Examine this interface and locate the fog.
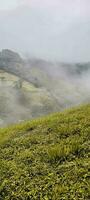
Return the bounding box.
[0,50,90,126]
[34,61,90,107]
[0,0,90,62]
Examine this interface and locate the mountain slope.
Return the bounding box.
[0,70,59,126]
[0,105,90,199]
[0,49,90,126]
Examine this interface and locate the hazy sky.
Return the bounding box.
[0,0,90,62]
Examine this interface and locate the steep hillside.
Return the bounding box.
[0,105,90,199]
[0,49,90,126]
[0,70,58,126]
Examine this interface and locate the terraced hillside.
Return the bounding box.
[0,105,90,199]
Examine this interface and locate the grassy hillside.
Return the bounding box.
[0,70,59,126]
[0,105,90,199]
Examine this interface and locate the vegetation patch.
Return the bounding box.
[0,104,90,199]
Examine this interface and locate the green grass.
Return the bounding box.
[0,104,90,199]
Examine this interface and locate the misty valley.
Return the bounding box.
[0,49,90,126]
[0,69,58,126]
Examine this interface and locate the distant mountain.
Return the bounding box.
[0,49,22,62]
[0,49,90,82]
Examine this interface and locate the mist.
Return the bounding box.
[0,48,90,127]
[0,0,90,62]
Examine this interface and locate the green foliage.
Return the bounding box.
[0,104,90,199]
[48,136,82,163]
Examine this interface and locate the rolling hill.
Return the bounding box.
[0,104,90,199]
